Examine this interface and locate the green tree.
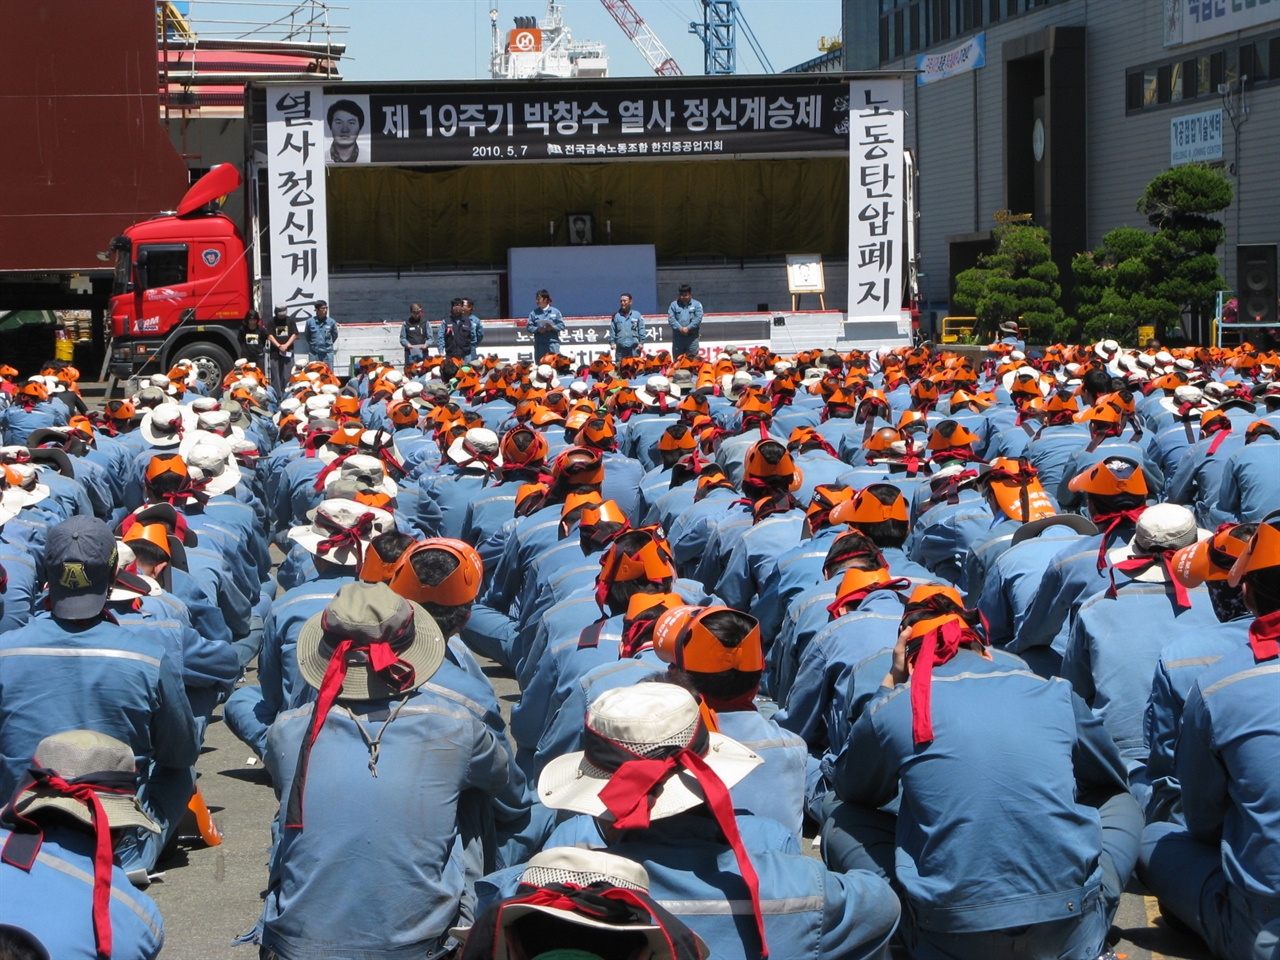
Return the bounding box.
[952,224,1069,343]
[1070,163,1232,344]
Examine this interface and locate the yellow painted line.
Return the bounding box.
[1144,895,1169,960]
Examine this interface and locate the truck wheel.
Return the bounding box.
[171,342,233,395]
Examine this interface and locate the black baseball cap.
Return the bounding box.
[46,516,117,619]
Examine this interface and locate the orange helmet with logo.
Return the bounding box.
[653,605,765,674]
[388,538,484,606]
[976,458,1056,522]
[1227,520,1280,587]
[804,484,854,536]
[1172,523,1253,587]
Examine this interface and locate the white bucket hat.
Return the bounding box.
[322,453,398,499]
[636,374,681,408]
[1107,503,1207,580]
[1,461,50,509]
[182,433,243,496]
[531,363,560,389]
[538,683,761,823]
[446,428,503,469]
[448,847,710,960]
[287,498,395,565]
[139,402,192,447]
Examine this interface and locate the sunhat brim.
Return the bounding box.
[295,596,446,699]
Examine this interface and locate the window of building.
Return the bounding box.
[880,0,1063,64]
[1125,28,1280,114]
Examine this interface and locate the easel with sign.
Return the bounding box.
[786,254,826,311]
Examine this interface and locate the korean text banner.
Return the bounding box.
[321,82,848,165]
[267,85,330,324]
[916,33,985,86]
[847,79,904,320]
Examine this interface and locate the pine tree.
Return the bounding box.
[952,225,1069,343]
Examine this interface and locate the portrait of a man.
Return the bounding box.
[325,97,367,164]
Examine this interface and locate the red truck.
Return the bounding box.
[108,163,253,391]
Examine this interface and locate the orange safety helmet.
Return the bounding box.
[122,522,172,557]
[551,447,605,486]
[976,458,1056,523]
[925,421,981,452]
[896,409,928,434]
[387,401,420,428]
[804,484,854,536]
[575,416,618,451]
[657,424,697,453]
[1227,520,1280,587]
[863,426,902,453]
[1066,457,1149,497]
[500,427,549,469]
[106,399,137,421]
[653,605,765,674]
[514,481,550,517]
[1172,524,1253,587]
[358,537,413,584]
[595,528,676,609]
[580,498,629,530]
[830,486,910,525]
[388,538,484,606]
[145,453,189,486]
[902,584,969,642]
[743,440,802,491]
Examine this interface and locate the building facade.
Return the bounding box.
[848,0,1279,337]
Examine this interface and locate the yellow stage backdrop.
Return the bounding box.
[326,158,849,266]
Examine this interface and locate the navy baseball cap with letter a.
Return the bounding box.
[46,516,117,619]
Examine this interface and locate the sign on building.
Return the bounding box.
[265,85,330,325]
[1170,108,1224,165]
[847,80,904,320]
[1164,0,1280,47]
[313,81,846,165]
[916,33,986,85]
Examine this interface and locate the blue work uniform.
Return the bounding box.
[827,649,1141,960]
[0,615,199,875]
[666,298,704,359]
[0,825,164,960]
[526,305,565,359]
[608,308,646,358]
[255,688,509,959]
[304,315,338,368]
[1144,616,1252,824]
[1062,574,1217,805]
[1139,644,1280,960]
[1216,435,1280,521]
[1164,431,1246,528]
[1024,422,1093,495]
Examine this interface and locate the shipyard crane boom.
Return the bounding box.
[598,0,683,76]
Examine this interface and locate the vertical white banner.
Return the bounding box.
[266,85,329,327]
[848,79,904,319]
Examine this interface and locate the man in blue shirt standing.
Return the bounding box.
[607,292,646,359]
[304,301,338,371]
[667,284,703,360]
[527,289,565,361]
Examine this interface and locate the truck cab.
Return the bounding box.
[109,163,251,391]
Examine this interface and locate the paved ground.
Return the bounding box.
[148,656,1214,960]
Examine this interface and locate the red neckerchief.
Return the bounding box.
[1106,549,1191,610]
[1203,419,1233,455]
[1248,609,1280,661]
[798,435,839,458]
[285,614,418,829]
[827,577,910,620]
[2,768,137,958]
[156,475,210,507]
[927,469,978,506]
[739,416,770,440]
[769,391,793,411]
[701,689,758,714]
[452,440,500,477]
[1089,507,1146,570]
[1085,424,1125,452]
[314,511,375,567]
[311,449,357,491]
[466,883,704,960]
[619,616,657,658]
[585,719,770,958]
[908,615,981,745]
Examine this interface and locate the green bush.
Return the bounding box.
[952,224,1071,343]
